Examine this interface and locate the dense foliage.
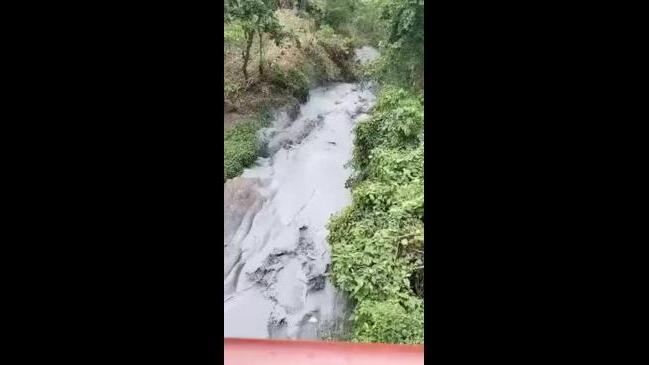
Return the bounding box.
[305,0,356,30]
[328,87,424,344]
[375,0,424,89]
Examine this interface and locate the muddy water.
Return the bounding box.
[354,46,380,64]
[224,49,379,340]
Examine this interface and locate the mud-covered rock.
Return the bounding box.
[224,177,265,277]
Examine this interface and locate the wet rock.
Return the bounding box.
[265,115,324,156]
[224,261,245,296]
[268,317,288,338]
[274,260,308,313]
[307,274,325,291]
[296,226,314,255]
[296,311,320,339]
[248,254,285,286]
[287,100,300,120]
[224,177,263,241]
[224,177,265,277]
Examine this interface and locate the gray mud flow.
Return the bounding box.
[224,78,378,340]
[354,46,380,64]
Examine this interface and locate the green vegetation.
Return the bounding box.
[308,0,424,90]
[224,3,361,182]
[328,88,424,344]
[353,298,424,344]
[348,2,386,47]
[227,0,284,81]
[304,0,356,30]
[224,109,273,181]
[315,25,356,80]
[267,66,310,101]
[370,0,424,89]
[224,8,358,103]
[224,0,425,346]
[306,0,426,344]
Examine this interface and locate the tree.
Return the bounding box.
[375,0,424,89]
[229,0,283,81]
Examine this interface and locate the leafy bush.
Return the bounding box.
[315,25,356,80]
[224,21,246,45]
[223,110,272,181]
[327,87,424,344]
[350,87,423,182]
[353,298,424,344]
[268,65,310,101]
[306,0,356,30]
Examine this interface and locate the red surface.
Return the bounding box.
[224,338,424,365]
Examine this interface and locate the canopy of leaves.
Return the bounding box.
[228,0,284,42]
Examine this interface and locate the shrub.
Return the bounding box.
[327,87,424,344]
[352,298,424,344]
[223,110,272,181]
[268,65,310,101]
[315,25,356,80]
[306,0,356,31]
[350,87,423,182]
[224,21,246,45]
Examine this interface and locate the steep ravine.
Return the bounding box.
[224,48,379,340]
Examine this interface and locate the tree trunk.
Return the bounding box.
[258,31,264,76]
[242,30,254,81]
